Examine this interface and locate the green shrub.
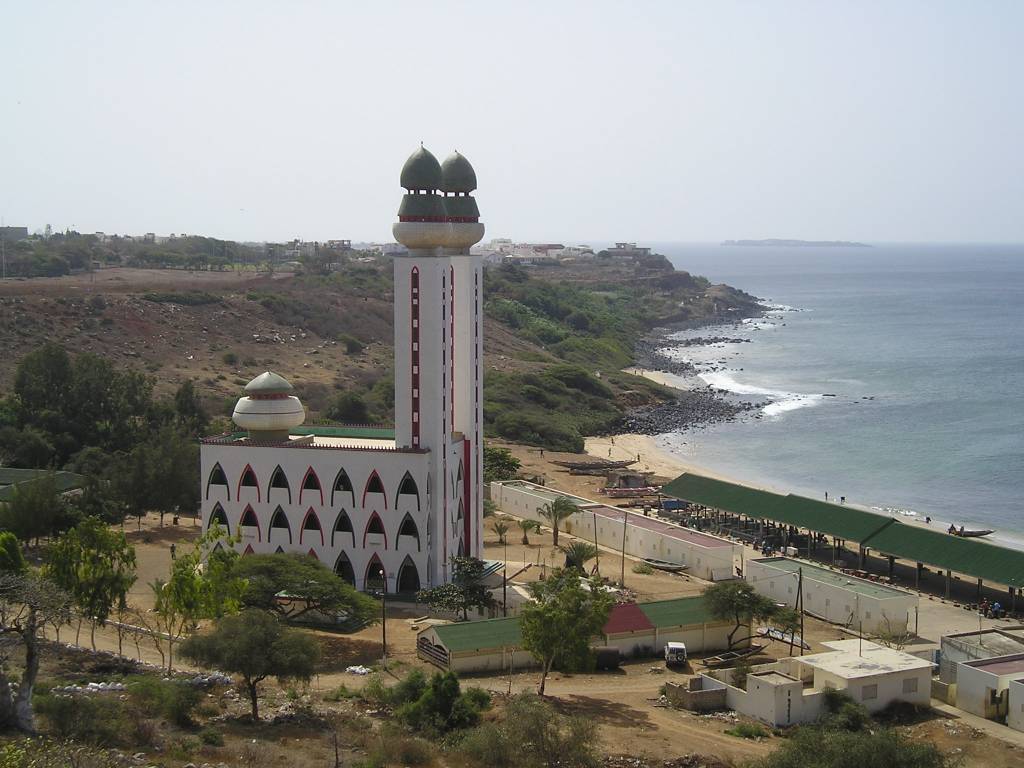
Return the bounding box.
[142,291,221,305]
[725,722,770,740]
[35,693,127,746]
[199,727,225,746]
[632,562,655,575]
[222,351,238,365]
[127,677,201,727]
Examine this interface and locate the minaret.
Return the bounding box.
[392,146,456,584]
[441,151,485,557]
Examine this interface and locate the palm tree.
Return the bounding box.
[560,541,598,572]
[492,519,510,545]
[518,519,540,545]
[538,497,576,547]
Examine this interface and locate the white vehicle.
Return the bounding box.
[664,641,688,667]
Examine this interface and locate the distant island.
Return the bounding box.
[722,239,871,248]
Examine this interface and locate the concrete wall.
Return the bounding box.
[601,621,735,657]
[813,667,931,713]
[745,558,917,634]
[955,662,1016,719]
[491,481,736,581]
[665,677,728,712]
[1008,679,1024,733]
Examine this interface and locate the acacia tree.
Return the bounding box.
[46,517,136,649]
[538,497,576,547]
[418,556,496,621]
[180,609,319,720]
[520,568,614,695]
[482,445,521,483]
[703,581,780,650]
[0,572,72,732]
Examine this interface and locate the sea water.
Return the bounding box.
[650,243,1024,545]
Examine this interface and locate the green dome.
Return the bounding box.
[398,193,447,220]
[440,151,477,193]
[244,371,294,395]
[400,145,442,190]
[443,195,480,219]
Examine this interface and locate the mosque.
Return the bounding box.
[199,146,485,593]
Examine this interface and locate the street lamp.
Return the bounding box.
[503,536,508,617]
[379,568,387,667]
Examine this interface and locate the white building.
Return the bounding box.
[200,147,486,592]
[938,627,1024,684]
[955,653,1024,720]
[745,557,918,634]
[490,480,737,581]
[1008,677,1024,732]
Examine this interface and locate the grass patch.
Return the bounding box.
[725,722,771,740]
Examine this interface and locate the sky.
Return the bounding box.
[2,1,1022,244]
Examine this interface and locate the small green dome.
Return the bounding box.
[400,145,442,190]
[440,151,477,193]
[245,371,294,395]
[444,195,480,219]
[398,193,447,220]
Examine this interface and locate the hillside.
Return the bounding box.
[0,250,762,451]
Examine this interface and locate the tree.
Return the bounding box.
[483,445,521,483]
[327,392,370,423]
[0,472,62,544]
[173,379,208,434]
[750,722,953,768]
[519,568,614,695]
[231,553,378,625]
[0,533,25,574]
[492,519,509,544]
[45,517,136,648]
[180,609,319,720]
[703,581,779,650]
[560,541,598,572]
[517,519,539,545]
[418,556,496,621]
[0,572,72,732]
[538,496,576,547]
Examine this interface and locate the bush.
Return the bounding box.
[199,727,225,747]
[35,693,127,746]
[725,722,771,739]
[632,562,655,575]
[339,334,364,354]
[394,671,490,734]
[222,352,238,366]
[128,677,202,727]
[363,725,435,767]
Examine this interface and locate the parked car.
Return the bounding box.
[664,641,687,667]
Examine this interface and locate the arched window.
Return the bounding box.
[275,545,285,554]
[239,505,260,540]
[209,503,230,534]
[269,506,291,544]
[237,464,260,502]
[396,513,420,551]
[307,548,319,560]
[334,552,356,585]
[332,510,354,548]
[397,556,420,593]
[364,555,385,592]
[363,512,387,548]
[332,468,355,507]
[243,544,254,555]
[269,465,291,504]
[300,508,324,546]
[457,538,466,557]
[396,472,420,510]
[300,467,323,505]
[206,463,229,500]
[362,470,387,508]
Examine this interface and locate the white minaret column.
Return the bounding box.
[441,151,485,558]
[393,146,453,585]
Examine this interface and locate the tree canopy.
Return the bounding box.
[703,581,780,649]
[539,496,576,546]
[482,445,521,483]
[180,609,319,720]
[519,568,614,695]
[417,556,496,621]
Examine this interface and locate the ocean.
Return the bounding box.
[649,243,1024,546]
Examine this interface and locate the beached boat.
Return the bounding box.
[702,643,766,667]
[642,558,688,573]
[601,486,662,497]
[551,459,636,471]
[951,528,995,538]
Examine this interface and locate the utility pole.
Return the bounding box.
[798,567,804,657]
[620,510,628,587]
[592,510,601,574]
[503,537,508,617]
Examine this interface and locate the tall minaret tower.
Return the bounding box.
[441,152,485,557]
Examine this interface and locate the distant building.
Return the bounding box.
[325,239,352,251]
[604,242,651,259]
[0,227,29,242]
[381,242,408,256]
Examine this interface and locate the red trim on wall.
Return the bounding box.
[307,548,319,560]
[362,512,388,549]
[411,267,420,448]
[362,470,388,508]
[299,466,324,506]
[450,264,455,434]
[243,544,254,555]
[299,508,325,546]
[237,463,261,502]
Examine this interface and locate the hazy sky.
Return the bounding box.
[3,1,1022,243]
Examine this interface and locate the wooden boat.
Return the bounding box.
[601,486,662,497]
[551,459,636,471]
[642,558,688,573]
[951,528,995,538]
[702,643,766,668]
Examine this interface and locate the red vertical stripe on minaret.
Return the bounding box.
[463,438,472,550]
[411,267,420,448]
[450,264,455,434]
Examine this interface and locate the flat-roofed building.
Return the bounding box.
[955,653,1024,720]
[1008,677,1024,732]
[938,627,1024,683]
[745,556,918,634]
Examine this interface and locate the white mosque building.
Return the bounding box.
[200,146,485,593]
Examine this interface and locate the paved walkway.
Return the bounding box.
[932,701,1024,749]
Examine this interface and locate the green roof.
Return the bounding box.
[660,474,893,543]
[443,195,480,219]
[432,617,522,653]
[637,595,717,629]
[753,557,910,599]
[400,146,442,190]
[398,193,446,219]
[291,425,395,439]
[0,469,85,502]
[865,522,1024,589]
[244,371,293,394]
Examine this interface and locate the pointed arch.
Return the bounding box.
[239,505,261,541]
[268,465,291,504]
[206,463,229,500]
[457,538,466,557]
[457,459,464,484]
[362,470,387,508]
[307,548,319,560]
[396,513,421,551]
[332,509,354,548]
[269,506,291,544]
[396,472,420,510]
[243,544,255,555]
[363,511,387,548]
[397,556,420,593]
[334,552,356,585]
[300,508,324,546]
[457,499,465,521]
[364,554,385,592]
[237,463,260,502]
[275,545,285,554]
[209,503,230,533]
[299,466,323,505]
[332,468,355,507]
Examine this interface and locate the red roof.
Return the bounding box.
[603,602,656,635]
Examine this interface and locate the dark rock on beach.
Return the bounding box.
[620,388,762,435]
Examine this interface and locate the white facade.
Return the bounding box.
[490,480,737,581]
[199,147,485,591]
[745,557,918,635]
[955,653,1024,719]
[1008,678,1024,733]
